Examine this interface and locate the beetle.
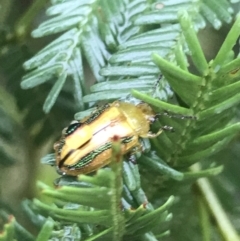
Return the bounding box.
[54,101,170,176]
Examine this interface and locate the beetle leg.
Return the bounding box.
[56,166,66,175]
[127,142,143,164]
[128,154,137,164]
[141,125,174,138]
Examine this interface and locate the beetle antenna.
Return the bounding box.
[151,74,163,98]
[155,111,196,120]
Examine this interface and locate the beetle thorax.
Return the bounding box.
[115,102,153,137]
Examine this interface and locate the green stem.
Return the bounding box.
[192,163,240,241]
[14,0,48,40]
[0,0,13,24]
[197,194,211,241]
[110,140,125,241]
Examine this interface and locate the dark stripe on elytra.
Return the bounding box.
[65,122,81,136]
[84,104,110,125]
[121,136,133,144]
[58,149,75,168]
[59,111,119,166]
[61,104,110,140]
[68,142,112,169]
[59,138,91,166]
[67,136,134,170]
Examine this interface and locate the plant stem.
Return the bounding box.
[0,0,13,24]
[110,140,125,241]
[197,194,211,241]
[14,0,48,40]
[192,163,240,241]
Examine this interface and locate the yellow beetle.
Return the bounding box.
[54,101,167,176]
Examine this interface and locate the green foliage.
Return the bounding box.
[32,176,173,241]
[24,143,174,241]
[0,210,34,241]
[0,87,22,166]
[0,215,15,241]
[22,0,236,111]
[1,0,240,241]
[134,12,240,170]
